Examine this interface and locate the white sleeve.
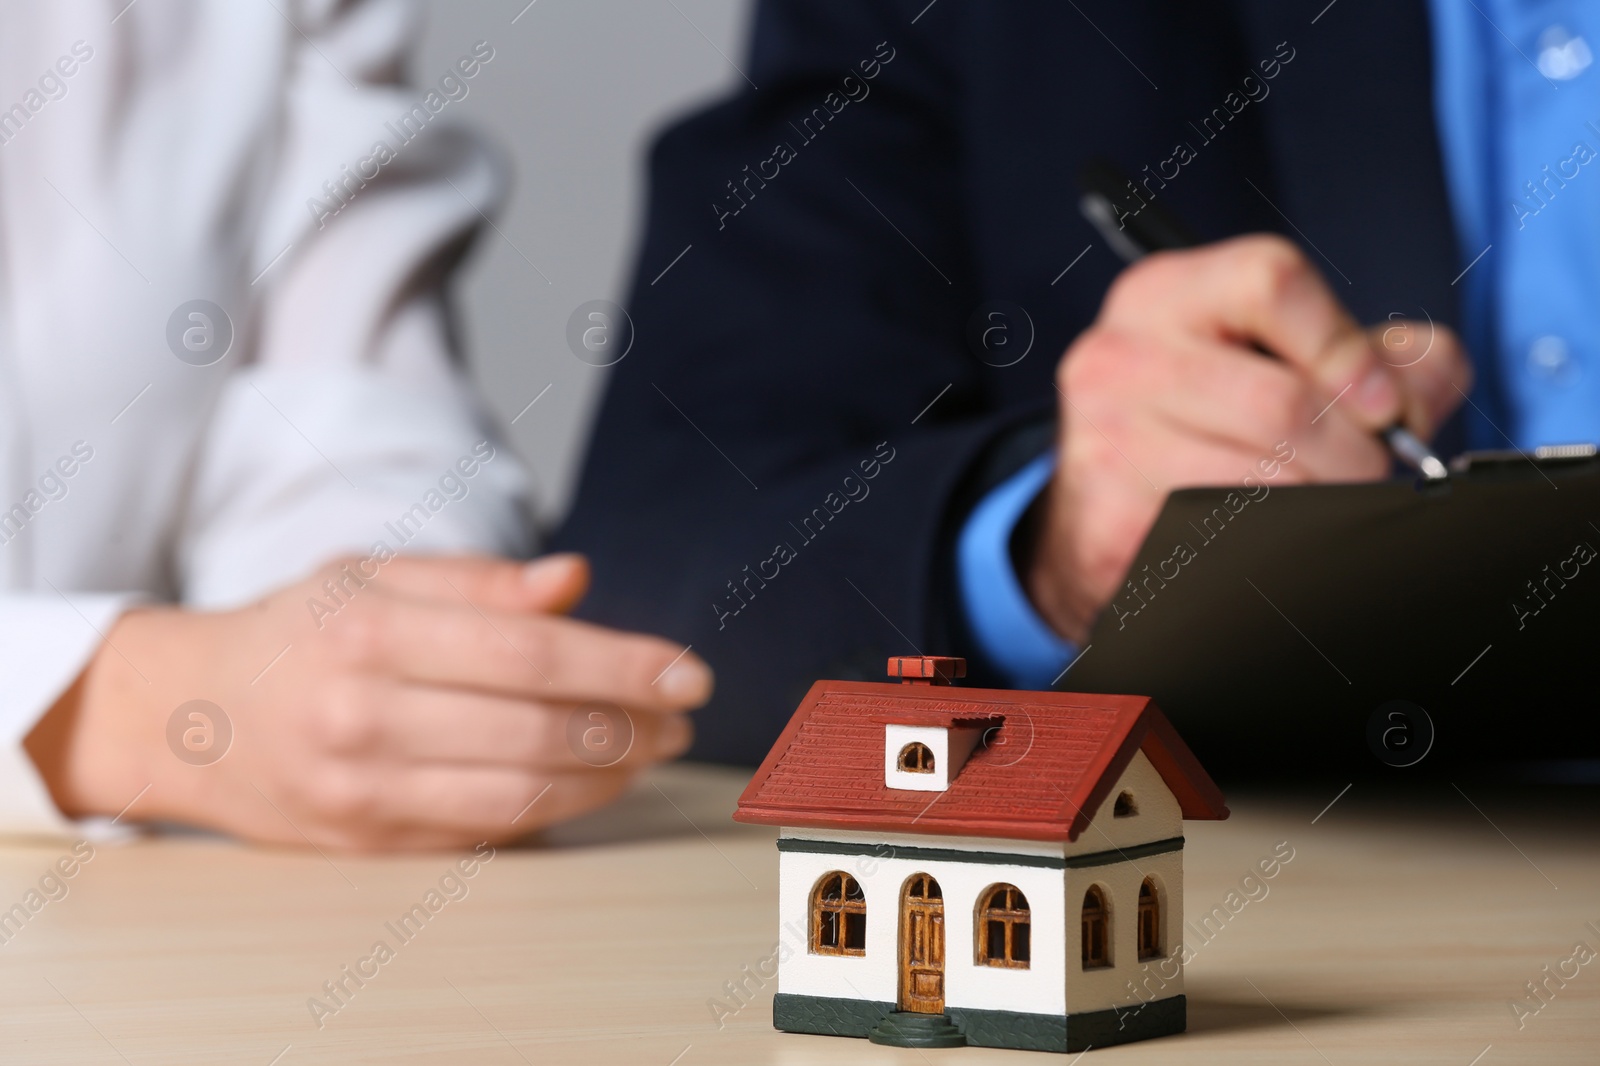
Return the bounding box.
[0,0,536,835]
[0,594,139,837]
[176,0,535,608]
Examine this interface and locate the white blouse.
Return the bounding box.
[0,0,534,834]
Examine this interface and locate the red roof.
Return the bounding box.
[734,679,1228,842]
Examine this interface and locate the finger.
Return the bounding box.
[337,600,713,711]
[1068,418,1313,504]
[519,554,590,613]
[1066,333,1383,484]
[1104,235,1402,428]
[1097,332,1315,450]
[356,554,591,615]
[396,766,637,836]
[321,758,640,845]
[1368,320,1473,439]
[319,681,693,770]
[1142,352,1389,482]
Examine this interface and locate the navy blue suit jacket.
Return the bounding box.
[553,0,1461,766]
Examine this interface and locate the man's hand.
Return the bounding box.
[1029,234,1472,643]
[24,554,712,851]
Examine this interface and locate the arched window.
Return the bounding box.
[1114,791,1137,817]
[811,872,866,956]
[898,742,935,773]
[1081,886,1110,969]
[976,884,1030,968]
[1138,878,1162,960]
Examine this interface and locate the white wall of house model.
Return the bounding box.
[776,750,1185,1018]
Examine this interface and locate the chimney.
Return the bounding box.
[887,656,967,686]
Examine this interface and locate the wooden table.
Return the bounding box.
[0,764,1594,1063]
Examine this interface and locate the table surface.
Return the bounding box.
[0,764,1594,1064]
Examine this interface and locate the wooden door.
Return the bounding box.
[898,874,945,1013]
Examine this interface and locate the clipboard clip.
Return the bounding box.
[1448,442,1599,475]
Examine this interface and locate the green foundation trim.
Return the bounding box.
[773,992,1186,1052]
[775,835,1184,870]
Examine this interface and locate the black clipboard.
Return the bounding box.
[1065,449,1600,774]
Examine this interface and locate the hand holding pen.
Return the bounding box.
[1018,170,1472,644]
[1080,162,1453,481]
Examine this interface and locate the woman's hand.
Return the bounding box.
[25,554,711,851]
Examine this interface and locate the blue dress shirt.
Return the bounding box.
[960,0,1600,687]
[1430,0,1600,448]
[956,452,1073,688]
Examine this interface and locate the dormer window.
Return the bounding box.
[898,742,935,773]
[883,722,988,792]
[1114,791,1137,817]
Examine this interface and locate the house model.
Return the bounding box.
[733,655,1229,1053]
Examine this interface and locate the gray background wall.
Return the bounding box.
[415,0,750,528]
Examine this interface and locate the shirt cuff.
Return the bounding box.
[956,453,1075,689]
[0,593,141,838]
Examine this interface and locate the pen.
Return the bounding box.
[1077,160,1450,482]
